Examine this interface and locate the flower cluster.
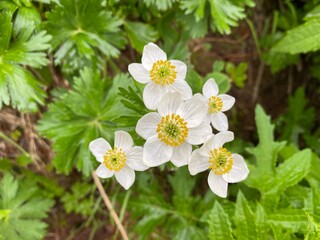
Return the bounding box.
[89,43,249,197]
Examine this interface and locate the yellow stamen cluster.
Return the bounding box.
[208,96,223,113]
[150,60,177,86]
[156,113,188,147]
[208,147,233,175]
[103,147,126,172]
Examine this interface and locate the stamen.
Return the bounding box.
[156,113,188,147]
[208,147,233,175]
[208,96,223,113]
[103,147,126,171]
[150,60,177,86]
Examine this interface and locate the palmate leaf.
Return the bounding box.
[0,174,54,240]
[46,0,125,72]
[38,69,137,176]
[0,10,50,111]
[179,0,255,34]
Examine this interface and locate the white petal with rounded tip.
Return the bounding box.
[114,131,133,151]
[128,63,151,84]
[158,92,183,117]
[169,80,193,100]
[177,94,207,128]
[211,112,229,131]
[170,142,192,167]
[220,94,235,112]
[142,43,167,70]
[95,164,114,178]
[223,154,249,183]
[89,138,111,162]
[143,82,166,110]
[208,171,228,198]
[169,60,187,80]
[143,136,173,167]
[203,78,219,98]
[214,131,234,148]
[115,166,135,190]
[189,149,210,175]
[186,121,212,145]
[136,112,160,140]
[126,146,149,171]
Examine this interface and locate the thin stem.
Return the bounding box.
[91,171,129,240]
[113,190,131,240]
[246,18,261,56]
[0,131,30,157]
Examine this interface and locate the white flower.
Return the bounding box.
[188,131,249,198]
[128,42,192,110]
[200,78,235,131]
[136,92,212,167]
[89,131,149,190]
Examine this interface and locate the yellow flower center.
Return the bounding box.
[156,113,188,147]
[150,60,177,86]
[103,147,126,172]
[208,96,223,113]
[209,147,233,175]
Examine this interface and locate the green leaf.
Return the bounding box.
[0,10,49,111]
[208,201,233,240]
[174,226,207,240]
[225,62,248,88]
[0,174,54,240]
[180,0,255,34]
[61,181,95,216]
[143,0,177,11]
[125,21,158,53]
[46,0,125,72]
[38,69,137,176]
[268,209,307,233]
[273,19,320,54]
[246,105,286,192]
[234,192,258,240]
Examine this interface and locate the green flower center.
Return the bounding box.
[156,113,188,147]
[150,60,177,86]
[103,147,126,171]
[208,96,223,113]
[209,147,233,175]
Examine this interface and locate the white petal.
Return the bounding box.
[114,131,133,151]
[220,94,235,112]
[170,142,192,167]
[143,82,166,110]
[177,94,207,128]
[142,43,167,70]
[126,146,149,171]
[211,112,229,131]
[143,136,173,167]
[136,112,160,140]
[186,121,212,145]
[214,131,234,148]
[188,149,210,175]
[115,166,135,190]
[223,154,249,183]
[95,164,114,178]
[128,63,151,84]
[169,80,193,100]
[208,171,228,198]
[198,132,234,156]
[89,138,111,162]
[158,92,183,117]
[169,60,187,80]
[203,78,219,98]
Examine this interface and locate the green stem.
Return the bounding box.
[0,131,30,157]
[113,190,131,240]
[246,18,261,56]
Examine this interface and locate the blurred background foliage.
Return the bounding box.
[0,0,320,239]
